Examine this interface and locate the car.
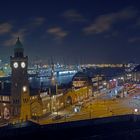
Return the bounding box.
[64,114,71,118]
[52,115,63,120]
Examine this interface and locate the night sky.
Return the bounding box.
[0,0,140,64]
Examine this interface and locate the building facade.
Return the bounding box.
[10,38,31,121]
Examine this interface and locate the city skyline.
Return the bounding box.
[0,0,140,64]
[1,1,140,139]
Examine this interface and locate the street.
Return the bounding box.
[39,88,140,125]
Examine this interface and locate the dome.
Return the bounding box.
[14,37,24,57]
[72,72,89,81]
[72,72,91,88]
[15,37,23,49]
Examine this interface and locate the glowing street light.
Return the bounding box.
[134,108,138,113]
[113,79,116,81]
[120,77,124,80]
[103,82,107,85]
[22,86,27,92]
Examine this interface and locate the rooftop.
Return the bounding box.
[14,37,23,49]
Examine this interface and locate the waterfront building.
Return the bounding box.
[91,75,106,91]
[0,39,93,123]
[0,39,43,122]
[72,72,91,88]
[131,65,140,83]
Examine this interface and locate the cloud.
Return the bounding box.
[84,16,112,34]
[0,23,12,35]
[20,17,45,33]
[135,18,140,27]
[3,28,27,46]
[83,7,138,34]
[104,31,119,38]
[62,10,86,22]
[31,17,45,26]
[116,7,138,19]
[47,27,68,40]
[128,37,140,43]
[1,17,45,47]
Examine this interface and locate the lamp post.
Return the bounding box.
[97,75,100,94]
[55,81,58,95]
[57,102,59,116]
[89,101,92,119]
[49,88,52,113]
[134,108,138,122]
[0,95,2,121]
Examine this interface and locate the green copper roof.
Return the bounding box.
[15,37,23,48]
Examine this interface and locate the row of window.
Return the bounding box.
[23,98,29,103]
[0,96,10,101]
[13,98,29,104]
[13,99,19,104]
[0,96,38,102]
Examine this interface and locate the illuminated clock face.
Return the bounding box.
[13,62,18,68]
[23,86,27,92]
[21,62,26,68]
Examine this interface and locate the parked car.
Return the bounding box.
[52,115,63,120]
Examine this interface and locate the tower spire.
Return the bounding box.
[14,37,24,57]
[17,36,19,41]
[15,37,23,47]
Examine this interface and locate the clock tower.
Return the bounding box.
[10,38,31,121]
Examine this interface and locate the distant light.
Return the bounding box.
[4,67,7,70]
[134,108,138,113]
[74,107,78,113]
[51,77,55,81]
[74,106,80,113]
[29,77,32,80]
[103,82,107,85]
[23,86,27,92]
[115,89,118,94]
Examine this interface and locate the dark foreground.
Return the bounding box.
[1,114,140,140]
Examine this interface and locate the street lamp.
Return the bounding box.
[49,88,52,113]
[134,108,138,122]
[89,102,92,119]
[103,82,107,86]
[134,108,138,114]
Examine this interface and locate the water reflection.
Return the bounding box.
[29,75,73,88]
